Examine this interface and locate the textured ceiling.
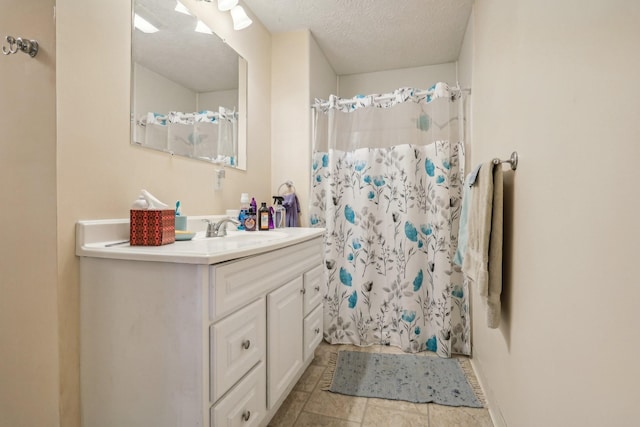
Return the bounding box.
[243,0,473,75]
[134,0,239,93]
[133,0,473,92]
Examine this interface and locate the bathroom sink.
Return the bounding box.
[194,230,288,243]
[76,218,325,264]
[221,230,288,242]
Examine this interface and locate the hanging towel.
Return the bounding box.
[461,161,503,329]
[283,193,300,227]
[467,163,482,186]
[453,173,473,266]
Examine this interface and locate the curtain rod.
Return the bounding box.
[311,86,471,110]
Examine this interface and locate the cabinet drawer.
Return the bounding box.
[211,361,266,427]
[303,304,323,362]
[210,238,323,321]
[211,299,266,403]
[303,264,323,316]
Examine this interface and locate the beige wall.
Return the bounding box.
[198,88,239,112]
[456,12,473,173]
[56,0,272,424]
[271,31,311,225]
[0,1,59,426]
[133,63,197,116]
[309,35,337,103]
[470,1,640,426]
[338,62,457,98]
[270,31,337,226]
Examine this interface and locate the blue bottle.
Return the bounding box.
[237,209,246,230]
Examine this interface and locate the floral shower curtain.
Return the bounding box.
[310,83,470,357]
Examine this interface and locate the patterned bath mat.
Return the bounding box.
[321,350,484,408]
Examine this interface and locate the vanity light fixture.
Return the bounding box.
[195,19,214,34]
[230,5,252,30]
[217,0,238,11]
[174,0,192,15]
[134,13,159,33]
[197,0,252,30]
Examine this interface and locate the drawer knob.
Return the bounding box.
[300,288,306,294]
[241,410,251,421]
[241,339,251,350]
[314,327,320,334]
[314,285,320,292]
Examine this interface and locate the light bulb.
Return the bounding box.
[217,0,238,11]
[230,5,252,30]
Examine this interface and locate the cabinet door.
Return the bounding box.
[303,264,323,316]
[267,276,303,409]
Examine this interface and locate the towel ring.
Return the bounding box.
[278,180,296,195]
[493,151,518,170]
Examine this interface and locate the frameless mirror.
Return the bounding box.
[131,0,247,170]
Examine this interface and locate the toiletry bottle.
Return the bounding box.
[268,206,274,229]
[238,210,246,231]
[238,193,250,230]
[258,202,270,231]
[250,197,257,214]
[273,196,286,228]
[244,208,256,231]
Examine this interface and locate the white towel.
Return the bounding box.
[461,161,503,329]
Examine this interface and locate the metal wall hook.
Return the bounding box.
[2,35,38,57]
[2,36,18,55]
[17,38,38,57]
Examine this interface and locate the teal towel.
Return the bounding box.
[454,173,473,266]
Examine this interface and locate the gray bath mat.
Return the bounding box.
[322,350,484,408]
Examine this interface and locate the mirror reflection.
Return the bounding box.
[131,0,247,169]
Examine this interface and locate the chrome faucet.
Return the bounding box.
[203,218,240,237]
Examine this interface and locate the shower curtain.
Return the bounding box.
[310,83,470,357]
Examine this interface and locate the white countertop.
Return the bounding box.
[76,217,325,265]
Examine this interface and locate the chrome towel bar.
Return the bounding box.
[493,151,518,170]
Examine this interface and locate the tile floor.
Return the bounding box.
[268,341,494,427]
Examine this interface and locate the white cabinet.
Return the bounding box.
[303,264,323,316]
[303,304,324,361]
[301,264,324,362]
[79,234,323,427]
[211,362,267,427]
[267,277,304,408]
[210,298,266,402]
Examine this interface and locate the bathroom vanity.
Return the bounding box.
[76,219,324,427]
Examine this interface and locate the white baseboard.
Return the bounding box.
[470,358,507,427]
